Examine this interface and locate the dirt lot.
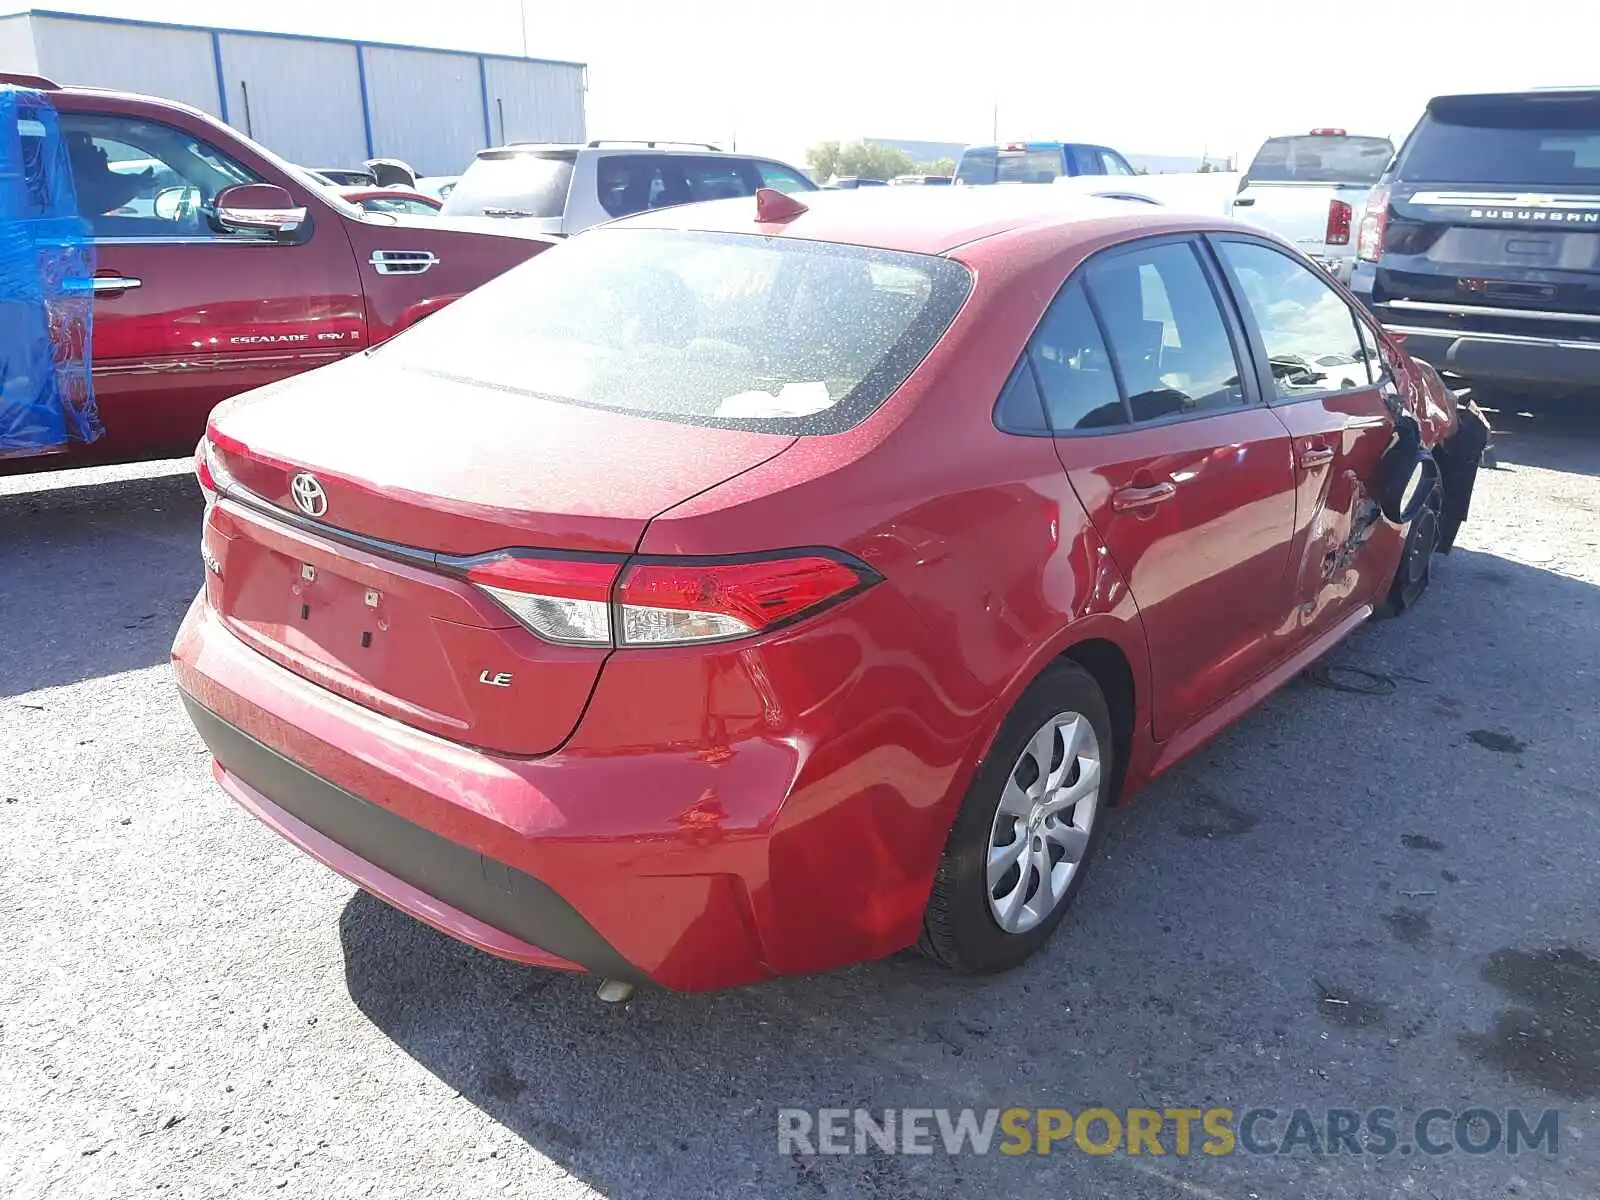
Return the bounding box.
[3,405,1597,1199]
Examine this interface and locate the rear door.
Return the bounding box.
[1039,237,1298,738]
[55,104,363,459]
[1370,92,1600,334]
[1211,236,1397,648]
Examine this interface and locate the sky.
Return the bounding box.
[5,0,1597,168]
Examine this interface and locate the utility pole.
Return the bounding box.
[992,101,999,142]
[518,0,529,57]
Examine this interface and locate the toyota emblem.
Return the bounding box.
[290,472,327,518]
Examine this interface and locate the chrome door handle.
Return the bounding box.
[1298,446,1335,470]
[91,276,142,292]
[1111,481,1177,511]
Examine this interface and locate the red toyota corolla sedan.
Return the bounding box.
[172,187,1486,991]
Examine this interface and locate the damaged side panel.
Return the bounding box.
[0,85,98,459]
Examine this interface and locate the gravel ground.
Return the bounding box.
[2,404,1598,1199]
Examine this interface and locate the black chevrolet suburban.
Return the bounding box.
[1350,89,1600,402]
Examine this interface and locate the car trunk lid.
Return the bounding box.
[203,358,794,755]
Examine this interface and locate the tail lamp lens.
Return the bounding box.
[466,556,619,645]
[617,556,870,646]
[466,552,875,648]
[1357,186,1390,262]
[1326,199,1353,246]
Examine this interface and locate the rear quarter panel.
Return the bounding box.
[616,220,1172,969]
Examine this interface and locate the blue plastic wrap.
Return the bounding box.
[0,85,98,456]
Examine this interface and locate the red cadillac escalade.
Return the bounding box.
[0,74,552,474]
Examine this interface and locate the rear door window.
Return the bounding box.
[594,154,685,217]
[681,157,756,202]
[1083,241,1247,422]
[1245,135,1394,185]
[1215,240,1373,398]
[1027,280,1126,431]
[1400,93,1600,186]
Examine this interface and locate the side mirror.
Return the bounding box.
[153,185,202,221]
[1377,415,1439,524]
[212,182,307,236]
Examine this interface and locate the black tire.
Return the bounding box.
[1381,481,1443,616]
[918,660,1114,974]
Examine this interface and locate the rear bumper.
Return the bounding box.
[172,588,961,990]
[182,697,636,981]
[1378,324,1600,390]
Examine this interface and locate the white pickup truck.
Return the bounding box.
[1230,130,1394,282]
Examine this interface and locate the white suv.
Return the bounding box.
[440,140,817,236]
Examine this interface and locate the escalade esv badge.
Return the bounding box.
[290,473,328,518]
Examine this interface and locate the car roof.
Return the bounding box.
[1428,86,1600,104]
[486,142,777,159]
[607,185,1252,256]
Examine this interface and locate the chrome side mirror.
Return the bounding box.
[212,183,307,236]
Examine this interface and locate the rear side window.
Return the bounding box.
[1067,146,1102,176]
[1400,93,1600,186]
[441,149,575,218]
[755,161,815,193]
[1027,281,1125,430]
[680,157,753,202]
[1215,240,1372,398]
[595,154,680,217]
[1245,135,1394,185]
[380,228,972,435]
[1083,242,1245,422]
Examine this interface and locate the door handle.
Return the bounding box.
[1298,445,1335,470]
[91,276,142,293]
[1232,197,1256,207]
[1111,481,1177,511]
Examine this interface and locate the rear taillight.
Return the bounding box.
[1326,199,1353,246]
[466,555,620,646]
[1357,185,1390,262]
[194,437,229,506]
[464,552,877,648]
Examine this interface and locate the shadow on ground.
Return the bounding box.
[0,467,201,697]
[339,547,1600,1199]
[1481,398,1600,476]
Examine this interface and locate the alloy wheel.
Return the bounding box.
[986,711,1102,934]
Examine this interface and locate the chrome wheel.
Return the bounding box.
[986,711,1102,934]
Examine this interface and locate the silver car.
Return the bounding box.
[439,139,817,236]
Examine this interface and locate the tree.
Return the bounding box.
[917,157,957,177]
[805,140,916,183]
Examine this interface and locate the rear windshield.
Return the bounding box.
[1245,135,1394,184]
[379,228,972,435]
[441,150,575,218]
[1400,94,1600,186]
[956,146,1064,185]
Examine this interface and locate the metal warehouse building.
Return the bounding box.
[0,8,587,176]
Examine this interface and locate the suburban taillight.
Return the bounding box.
[617,555,875,646]
[1357,185,1390,262]
[463,552,878,648]
[467,556,620,646]
[1326,199,1353,246]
